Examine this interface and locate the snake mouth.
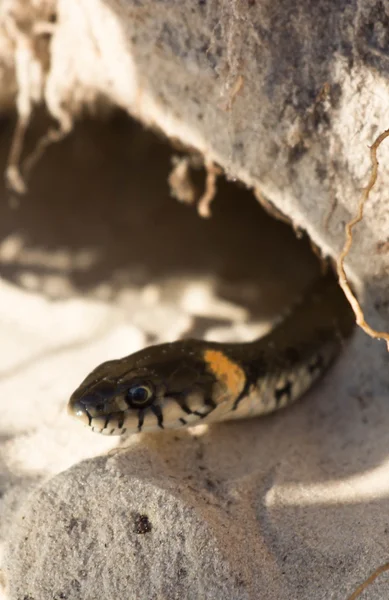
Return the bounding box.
[68,396,167,435]
[68,399,128,435]
[68,393,213,435]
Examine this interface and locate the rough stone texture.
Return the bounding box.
[0,1,388,307]
[7,452,281,600]
[0,0,388,599]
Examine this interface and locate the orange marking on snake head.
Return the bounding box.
[203,349,245,398]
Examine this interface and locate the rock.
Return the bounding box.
[0,1,389,310]
[5,443,284,600]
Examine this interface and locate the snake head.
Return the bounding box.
[68,340,218,435]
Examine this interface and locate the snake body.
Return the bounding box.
[68,273,354,435]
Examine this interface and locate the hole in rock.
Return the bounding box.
[0,111,348,344]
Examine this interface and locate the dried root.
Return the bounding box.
[336,128,389,351]
[197,159,221,218]
[4,6,72,195]
[168,156,196,205]
[347,560,389,599]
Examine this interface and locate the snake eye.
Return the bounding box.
[126,384,154,408]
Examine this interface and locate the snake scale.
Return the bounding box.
[68,273,354,435]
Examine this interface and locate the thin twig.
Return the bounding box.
[336,128,389,350]
[347,561,389,600]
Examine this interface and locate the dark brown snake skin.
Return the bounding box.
[68,273,354,435]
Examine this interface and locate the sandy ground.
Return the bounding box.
[0,115,388,599]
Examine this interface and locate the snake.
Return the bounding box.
[68,272,354,435]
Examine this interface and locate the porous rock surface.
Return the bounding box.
[0,1,389,599]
